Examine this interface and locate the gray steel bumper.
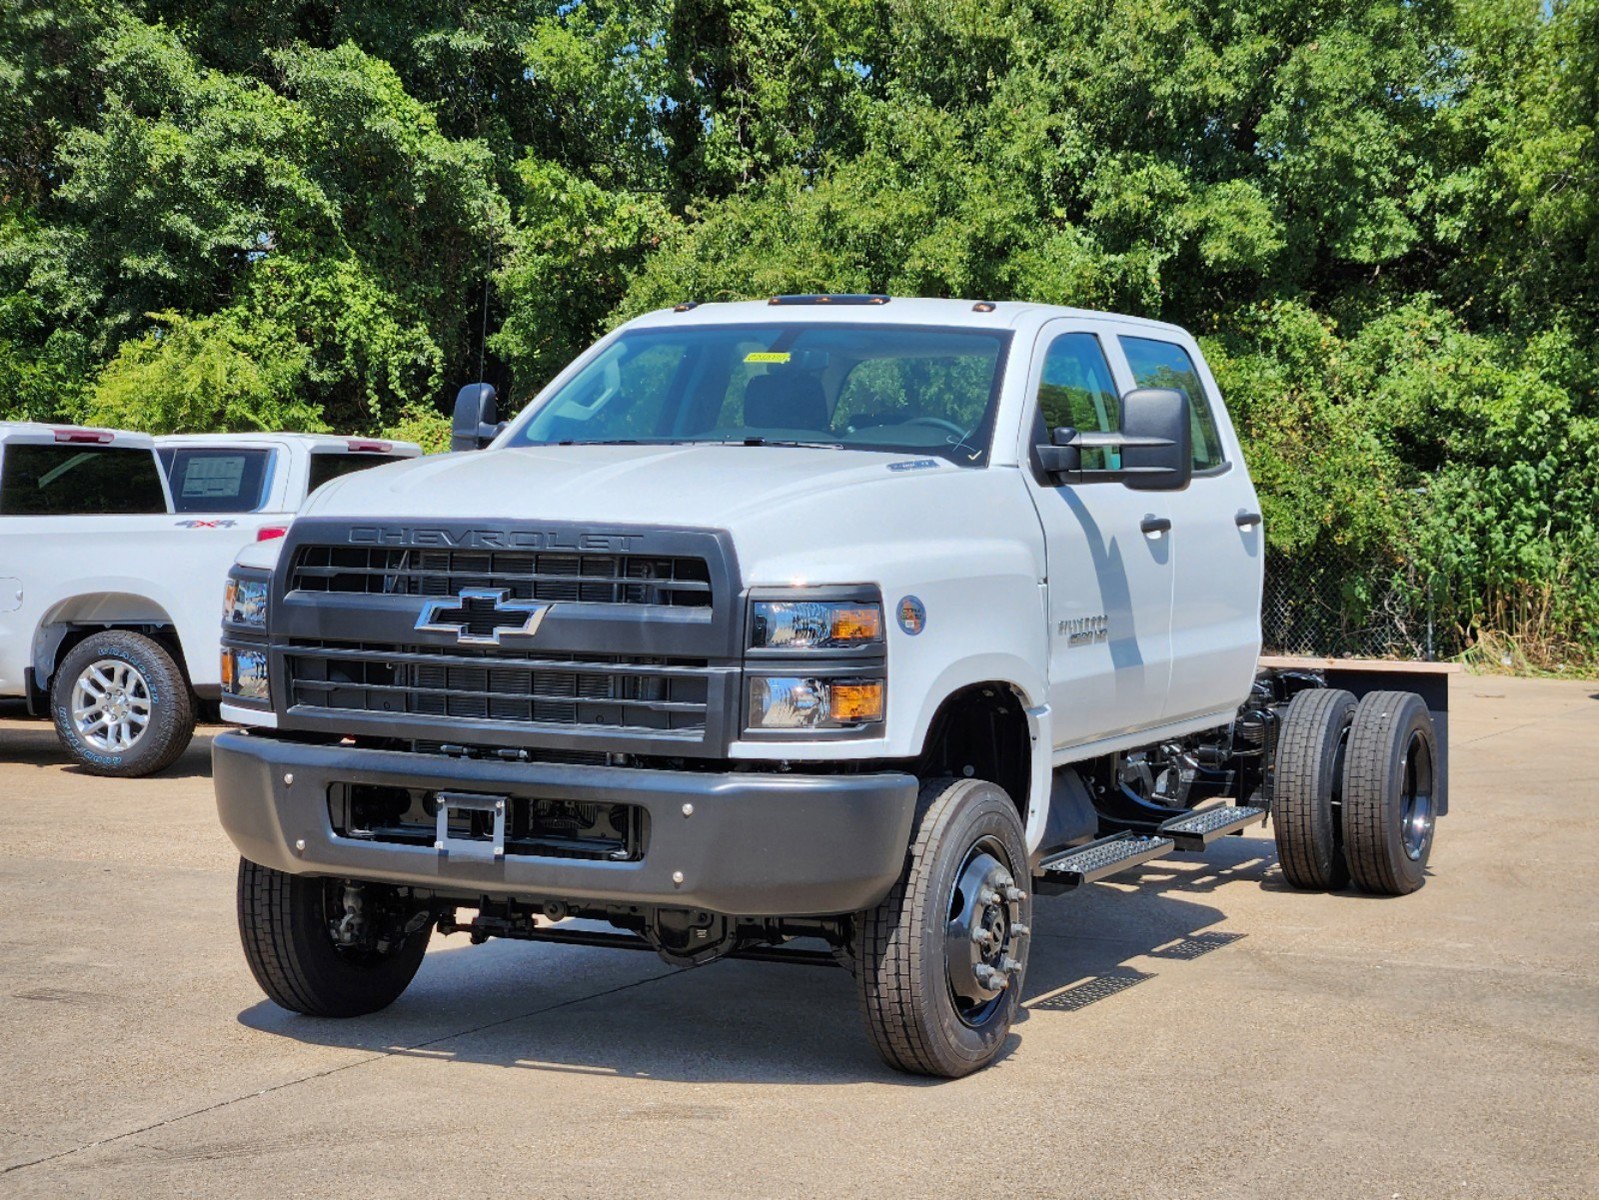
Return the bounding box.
[212,731,919,917]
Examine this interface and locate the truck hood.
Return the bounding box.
[304,443,943,526]
[299,442,1036,586]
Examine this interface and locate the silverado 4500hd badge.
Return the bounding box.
[1059,614,1109,647]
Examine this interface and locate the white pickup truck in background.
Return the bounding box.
[0,423,418,776]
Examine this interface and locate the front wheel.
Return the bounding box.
[51,630,195,777]
[237,859,433,1017]
[855,778,1031,1078]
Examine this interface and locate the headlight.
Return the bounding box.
[750,600,883,650]
[748,677,885,729]
[221,646,270,703]
[224,572,269,629]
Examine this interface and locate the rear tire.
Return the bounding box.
[1342,691,1438,896]
[1272,688,1356,891]
[855,778,1031,1078]
[51,630,195,777]
[237,859,432,1017]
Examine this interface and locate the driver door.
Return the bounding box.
[1019,321,1176,748]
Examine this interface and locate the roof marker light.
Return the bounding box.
[767,294,892,306]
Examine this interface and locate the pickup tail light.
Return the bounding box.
[256,526,288,542]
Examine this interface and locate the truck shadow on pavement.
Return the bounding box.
[238,839,1274,1085]
[0,717,217,780]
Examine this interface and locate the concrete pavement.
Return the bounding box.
[1,677,1595,1198]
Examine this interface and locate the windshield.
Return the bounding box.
[509,323,1013,465]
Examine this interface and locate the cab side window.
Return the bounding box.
[0,444,167,515]
[1035,333,1121,471]
[1118,336,1226,470]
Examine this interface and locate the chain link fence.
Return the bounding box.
[1261,549,1448,661]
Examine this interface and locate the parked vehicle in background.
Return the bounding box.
[156,433,420,522]
[0,425,420,777]
[212,297,1447,1077]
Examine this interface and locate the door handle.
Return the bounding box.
[1140,515,1171,536]
[1235,510,1262,530]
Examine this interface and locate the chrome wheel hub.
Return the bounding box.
[71,659,152,754]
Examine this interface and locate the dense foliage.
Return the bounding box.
[2,0,1595,664]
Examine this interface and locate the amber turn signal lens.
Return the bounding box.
[831,607,882,643]
[829,682,885,723]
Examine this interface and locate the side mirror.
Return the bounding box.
[1035,388,1192,491]
[451,382,503,452]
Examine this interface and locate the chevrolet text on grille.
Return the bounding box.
[347,526,644,552]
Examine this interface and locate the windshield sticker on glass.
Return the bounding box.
[744,351,792,364]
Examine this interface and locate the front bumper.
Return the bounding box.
[213,731,918,917]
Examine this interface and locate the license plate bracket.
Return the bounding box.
[434,791,508,862]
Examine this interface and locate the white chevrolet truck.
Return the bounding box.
[0,423,417,776]
[214,297,1447,1077]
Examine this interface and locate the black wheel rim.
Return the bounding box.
[943,836,1028,1029]
[1399,730,1435,861]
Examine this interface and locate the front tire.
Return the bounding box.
[51,630,195,777]
[237,859,432,1017]
[855,778,1031,1078]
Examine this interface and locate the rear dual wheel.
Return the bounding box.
[1272,687,1438,896]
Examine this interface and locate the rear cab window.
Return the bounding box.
[158,447,274,513]
[307,451,408,492]
[1118,336,1227,471]
[0,444,168,515]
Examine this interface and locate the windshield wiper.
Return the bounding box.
[729,436,846,450]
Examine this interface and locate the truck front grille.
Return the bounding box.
[286,641,710,735]
[289,545,712,608]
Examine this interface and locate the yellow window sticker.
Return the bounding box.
[744,351,791,364]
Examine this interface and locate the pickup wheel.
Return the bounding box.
[1271,688,1356,891]
[237,859,432,1017]
[50,630,195,777]
[855,778,1031,1078]
[1342,691,1438,896]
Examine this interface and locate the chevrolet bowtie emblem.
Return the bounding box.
[414,588,552,645]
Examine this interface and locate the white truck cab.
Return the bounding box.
[213,297,1446,1077]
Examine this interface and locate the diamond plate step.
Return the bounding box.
[1158,804,1267,852]
[1036,833,1175,889]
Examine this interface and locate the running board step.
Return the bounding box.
[1158,804,1267,852]
[1036,833,1175,889]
